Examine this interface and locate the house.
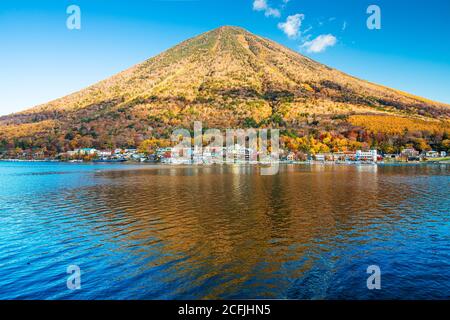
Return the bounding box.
[314,154,326,162]
[170,147,192,160]
[441,151,447,158]
[425,150,440,158]
[382,154,398,162]
[332,152,346,161]
[332,151,357,162]
[286,153,296,162]
[356,150,378,162]
[401,148,419,158]
[225,144,257,163]
[157,147,174,162]
[401,148,420,161]
[97,150,112,157]
[75,148,97,156]
[157,147,173,156]
[159,147,192,164]
[202,147,224,164]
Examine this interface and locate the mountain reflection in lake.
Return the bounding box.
[0,162,449,299]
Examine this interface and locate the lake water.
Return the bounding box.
[0,162,449,299]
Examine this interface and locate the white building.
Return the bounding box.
[314,154,326,162]
[225,144,257,163]
[97,150,112,157]
[356,150,378,162]
[425,151,440,158]
[72,148,98,156]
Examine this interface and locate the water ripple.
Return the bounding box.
[0,162,448,299]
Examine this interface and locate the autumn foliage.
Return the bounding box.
[1,26,449,157]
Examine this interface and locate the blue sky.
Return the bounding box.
[1,0,450,115]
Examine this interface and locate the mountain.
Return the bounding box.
[1,26,449,156]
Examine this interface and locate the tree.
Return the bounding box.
[413,138,431,152]
[441,139,450,152]
[138,138,170,155]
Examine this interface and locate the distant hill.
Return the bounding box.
[1,26,449,156]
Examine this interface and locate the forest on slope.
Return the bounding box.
[1,26,449,157]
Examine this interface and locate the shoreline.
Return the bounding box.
[0,159,448,165]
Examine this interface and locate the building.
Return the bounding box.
[72,148,98,156]
[203,146,224,164]
[157,147,173,157]
[356,150,378,162]
[225,144,257,163]
[425,150,440,158]
[314,154,326,162]
[97,150,112,157]
[331,151,357,162]
[286,153,296,162]
[401,148,419,158]
[383,154,399,161]
[401,148,420,161]
[157,147,174,163]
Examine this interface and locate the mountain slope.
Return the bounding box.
[1,26,449,155]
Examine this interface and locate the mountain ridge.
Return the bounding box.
[1,26,449,156]
[4,26,450,117]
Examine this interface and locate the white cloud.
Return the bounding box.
[301,34,337,53]
[278,14,304,39]
[253,0,268,11]
[265,7,281,18]
[253,0,280,18]
[342,21,347,31]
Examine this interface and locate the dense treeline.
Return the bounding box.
[1,112,448,158]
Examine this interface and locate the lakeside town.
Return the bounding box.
[1,145,448,165]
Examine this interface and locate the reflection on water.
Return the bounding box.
[0,162,449,299]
